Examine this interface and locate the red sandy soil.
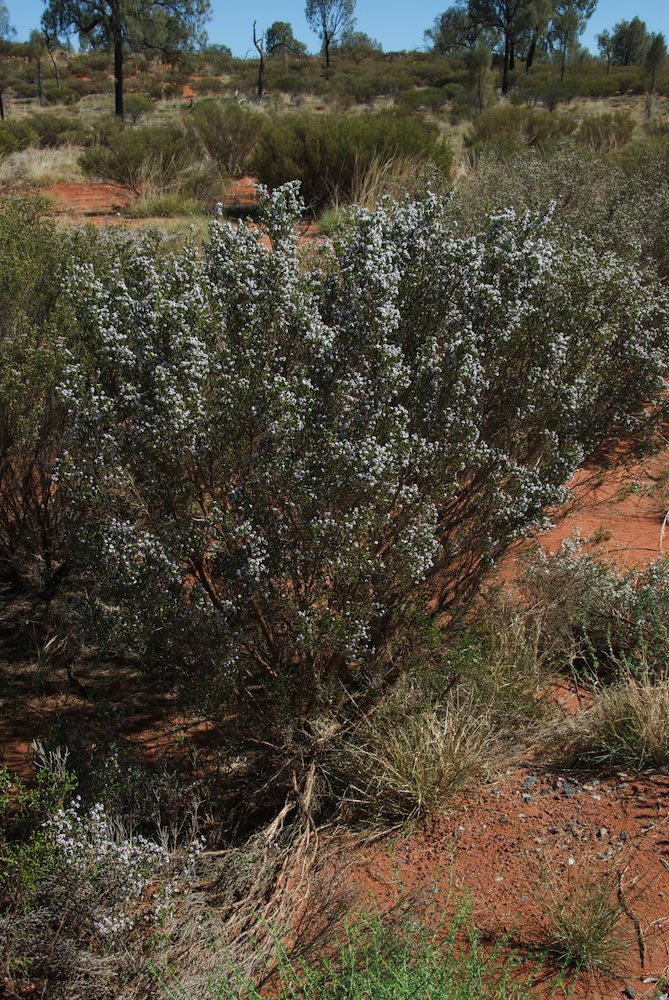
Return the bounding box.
[40,181,133,216]
[346,767,669,999]
[538,457,668,569]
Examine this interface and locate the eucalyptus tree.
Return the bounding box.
[645,32,667,110]
[42,0,211,118]
[609,17,649,66]
[549,0,596,81]
[305,0,355,70]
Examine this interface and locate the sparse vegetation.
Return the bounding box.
[533,858,639,974]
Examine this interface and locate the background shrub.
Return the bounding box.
[0,119,37,158]
[80,121,223,204]
[184,99,264,177]
[465,106,577,161]
[253,112,452,208]
[122,93,154,123]
[577,111,634,152]
[23,110,89,147]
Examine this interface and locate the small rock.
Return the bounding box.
[597,827,608,839]
[522,775,537,788]
[521,792,532,803]
[548,826,559,835]
[619,781,628,788]
[563,781,578,797]
[622,987,635,999]
[620,830,629,842]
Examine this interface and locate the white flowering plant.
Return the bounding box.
[57,183,668,747]
[522,536,669,677]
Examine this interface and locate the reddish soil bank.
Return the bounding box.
[41,181,132,216]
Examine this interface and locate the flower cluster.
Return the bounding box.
[47,798,203,939]
[56,184,669,721]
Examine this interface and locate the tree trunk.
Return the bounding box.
[112,5,124,118]
[526,35,537,72]
[502,32,510,94]
[0,87,4,121]
[560,46,566,82]
[257,52,265,98]
[47,42,61,90]
[324,31,330,70]
[37,57,43,105]
[509,34,515,71]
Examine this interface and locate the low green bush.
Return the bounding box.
[80,122,210,196]
[23,110,88,147]
[253,112,452,207]
[184,99,263,177]
[0,119,38,158]
[577,111,634,152]
[191,76,225,95]
[272,72,310,96]
[518,79,589,110]
[43,82,82,105]
[466,105,577,161]
[191,897,535,999]
[395,86,450,112]
[122,92,154,123]
[128,193,204,217]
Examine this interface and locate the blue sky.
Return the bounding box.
[5,0,669,57]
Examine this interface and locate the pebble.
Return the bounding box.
[597,827,608,839]
[563,781,578,797]
[522,775,537,788]
[622,987,635,999]
[620,830,629,842]
[548,826,559,834]
[521,792,532,803]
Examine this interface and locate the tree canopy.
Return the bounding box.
[41,0,211,118]
[426,0,598,92]
[305,0,355,69]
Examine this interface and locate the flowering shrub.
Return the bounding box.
[46,798,202,936]
[1,762,204,998]
[57,184,668,742]
[523,536,669,676]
